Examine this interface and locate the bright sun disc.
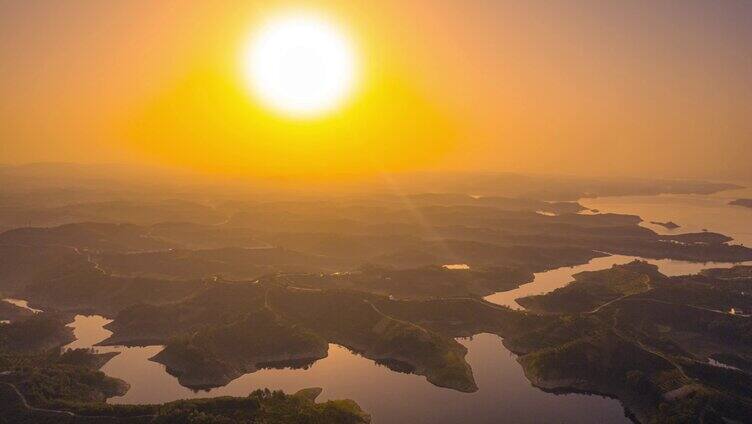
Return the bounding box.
[242,13,358,118]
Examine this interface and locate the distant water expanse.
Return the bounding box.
[63,315,629,424]
[581,185,752,246]
[17,189,752,423]
[487,188,752,309]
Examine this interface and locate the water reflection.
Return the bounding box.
[484,255,751,310]
[3,298,43,314]
[581,186,752,246]
[65,316,629,423]
[488,187,752,310]
[32,190,752,422]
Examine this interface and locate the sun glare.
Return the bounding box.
[242,12,358,118]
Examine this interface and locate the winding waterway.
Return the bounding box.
[3,298,43,314]
[3,272,634,422]
[483,255,751,310]
[6,189,751,423]
[62,314,629,423]
[486,186,752,310]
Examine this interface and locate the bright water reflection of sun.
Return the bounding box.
[242,12,358,118]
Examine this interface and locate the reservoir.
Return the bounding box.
[64,315,630,423]
[9,189,752,423]
[484,254,750,310]
[486,187,752,310]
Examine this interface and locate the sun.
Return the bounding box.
[241,12,358,118]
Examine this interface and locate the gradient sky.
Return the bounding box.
[1,1,751,180]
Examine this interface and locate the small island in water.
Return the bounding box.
[1,170,752,423]
[650,220,680,229]
[730,198,752,209]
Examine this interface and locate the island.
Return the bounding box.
[650,220,680,229]
[507,262,752,423]
[1,180,752,422]
[730,198,752,209]
[0,312,370,423]
[103,284,478,393]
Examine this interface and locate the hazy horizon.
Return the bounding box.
[3,3,752,424]
[1,161,750,198]
[2,1,751,181]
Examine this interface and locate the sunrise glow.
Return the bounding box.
[241,12,358,118]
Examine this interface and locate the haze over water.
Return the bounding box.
[3,2,752,423]
[582,186,752,246]
[39,190,745,423]
[487,189,752,309]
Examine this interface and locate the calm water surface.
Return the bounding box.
[28,191,752,423]
[486,187,752,310]
[3,298,43,313]
[64,315,629,423]
[484,255,750,310]
[581,186,752,246]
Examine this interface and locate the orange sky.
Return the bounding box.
[1,1,751,180]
